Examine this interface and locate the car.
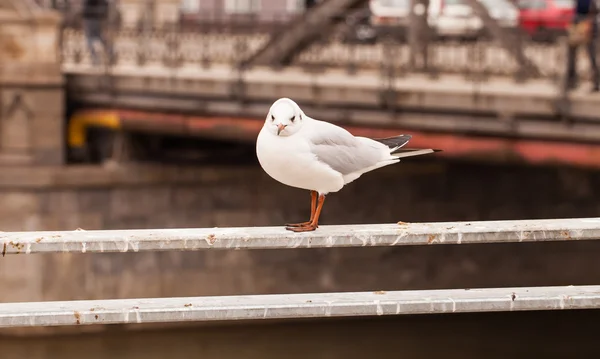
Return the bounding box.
[368,0,411,40]
[428,0,519,40]
[428,0,482,39]
[480,0,521,33]
[368,0,519,41]
[517,0,575,41]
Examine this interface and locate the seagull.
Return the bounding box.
[256,98,441,232]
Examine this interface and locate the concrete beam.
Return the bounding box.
[1,218,599,255]
[0,285,598,328]
[67,93,600,143]
[64,65,600,120]
[66,108,600,169]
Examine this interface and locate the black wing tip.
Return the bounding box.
[374,134,412,149]
[374,134,412,141]
[377,134,411,138]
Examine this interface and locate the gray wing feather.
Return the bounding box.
[309,131,384,176]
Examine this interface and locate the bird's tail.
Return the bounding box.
[373,134,441,159]
[391,148,441,158]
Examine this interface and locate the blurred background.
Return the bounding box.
[1,0,600,357]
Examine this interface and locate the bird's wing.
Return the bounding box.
[306,120,387,176]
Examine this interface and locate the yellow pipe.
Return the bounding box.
[68,111,122,148]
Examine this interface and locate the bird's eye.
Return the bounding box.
[290,115,295,122]
[271,114,275,121]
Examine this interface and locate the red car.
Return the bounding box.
[518,0,575,40]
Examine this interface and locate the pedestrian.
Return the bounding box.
[566,0,599,92]
[82,0,110,66]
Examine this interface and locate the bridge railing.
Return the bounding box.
[1,217,600,328]
[58,11,587,85]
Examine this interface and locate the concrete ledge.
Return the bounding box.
[64,65,600,120]
[1,218,599,254]
[0,164,260,189]
[0,285,598,328]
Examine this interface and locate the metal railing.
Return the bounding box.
[58,12,596,84]
[1,218,599,255]
[1,285,599,328]
[1,217,600,328]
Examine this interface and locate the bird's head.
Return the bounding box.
[265,98,304,137]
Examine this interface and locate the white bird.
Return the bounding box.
[256,98,440,232]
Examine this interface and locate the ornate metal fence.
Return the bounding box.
[59,12,596,84]
[61,26,270,69]
[60,13,600,86]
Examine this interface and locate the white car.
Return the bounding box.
[369,0,411,38]
[428,0,481,38]
[429,0,519,39]
[479,0,520,32]
[368,0,519,40]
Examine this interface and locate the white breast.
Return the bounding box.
[256,127,345,194]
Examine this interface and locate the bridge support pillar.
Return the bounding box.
[0,2,64,166]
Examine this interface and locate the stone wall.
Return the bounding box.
[0,5,64,166]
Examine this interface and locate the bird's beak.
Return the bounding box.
[277,124,287,135]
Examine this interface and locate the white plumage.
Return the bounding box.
[256,97,438,232]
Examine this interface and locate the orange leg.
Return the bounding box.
[286,194,326,232]
[286,190,318,227]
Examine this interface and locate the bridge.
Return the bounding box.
[60,20,600,168]
[0,0,593,167]
[0,0,597,169]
